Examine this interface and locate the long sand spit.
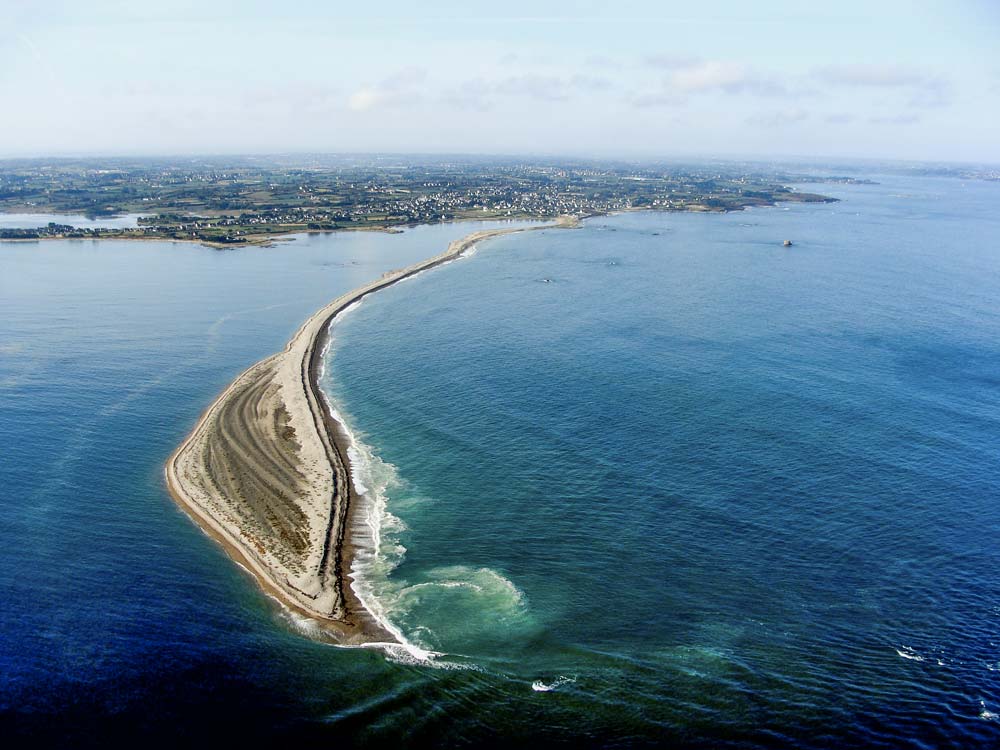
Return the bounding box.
[165,217,577,645]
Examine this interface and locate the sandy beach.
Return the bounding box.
[165,217,577,644]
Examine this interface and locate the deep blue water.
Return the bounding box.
[4,176,1000,747]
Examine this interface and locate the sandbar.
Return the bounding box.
[165,217,577,643]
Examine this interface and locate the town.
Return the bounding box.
[0,155,840,246]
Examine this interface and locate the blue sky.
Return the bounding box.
[2,0,998,161]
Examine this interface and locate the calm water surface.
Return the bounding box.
[0,213,148,229]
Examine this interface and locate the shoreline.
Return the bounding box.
[164,216,578,646]
[0,215,557,250]
[0,219,550,249]
[0,193,832,250]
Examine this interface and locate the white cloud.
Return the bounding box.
[869,113,921,125]
[381,67,427,90]
[746,109,809,127]
[643,53,700,70]
[347,88,382,112]
[671,61,752,93]
[631,90,686,108]
[493,74,571,100]
[814,64,927,87]
[347,67,427,112]
[443,72,615,109]
[637,58,790,102]
[814,64,951,108]
[824,113,855,125]
[585,54,622,69]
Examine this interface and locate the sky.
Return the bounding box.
[1,0,998,162]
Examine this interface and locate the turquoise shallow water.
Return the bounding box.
[3,176,1000,747]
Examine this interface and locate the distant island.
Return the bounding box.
[0,155,836,248]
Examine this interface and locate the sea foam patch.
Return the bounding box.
[532,676,576,692]
[320,319,534,663]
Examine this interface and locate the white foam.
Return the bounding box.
[316,385,483,668]
[531,676,576,692]
[895,646,925,662]
[398,566,527,613]
[980,701,998,721]
[310,246,525,668]
[276,608,327,639]
[393,267,435,283]
[317,298,365,382]
[313,301,451,665]
[341,443,529,661]
[359,641,478,670]
[394,240,480,284]
[404,581,483,592]
[321,397,435,663]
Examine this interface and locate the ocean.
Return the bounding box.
[2,174,1000,747]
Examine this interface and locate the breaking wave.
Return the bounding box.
[532,676,576,692]
[318,300,530,666]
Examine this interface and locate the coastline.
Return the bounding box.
[0,215,553,250]
[0,219,546,249]
[164,216,578,646]
[0,192,832,250]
